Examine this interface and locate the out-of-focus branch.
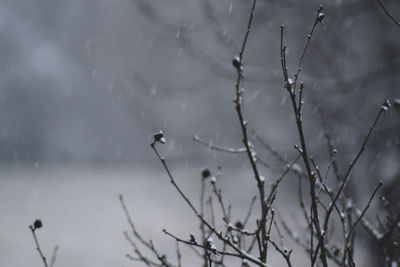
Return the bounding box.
[323,103,388,231]
[342,181,383,264]
[120,195,173,266]
[377,0,400,29]
[49,246,59,267]
[193,135,246,154]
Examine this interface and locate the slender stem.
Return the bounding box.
[280,7,328,266]
[176,242,182,267]
[342,182,383,263]
[377,0,400,29]
[253,132,287,164]
[120,195,173,266]
[292,20,318,90]
[243,196,257,226]
[211,181,229,221]
[49,246,59,267]
[288,91,328,267]
[323,109,384,231]
[200,177,209,266]
[29,226,49,267]
[193,136,246,154]
[232,0,268,262]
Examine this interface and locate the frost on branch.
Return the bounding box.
[153,130,166,145]
[380,99,391,112]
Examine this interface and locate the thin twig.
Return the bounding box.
[297,173,311,228]
[267,236,293,267]
[280,7,328,266]
[323,107,385,231]
[29,223,49,267]
[253,131,287,164]
[124,232,159,267]
[163,229,265,262]
[232,0,270,262]
[292,9,321,90]
[207,197,217,229]
[264,210,275,260]
[126,253,156,267]
[377,0,400,29]
[120,195,173,266]
[279,215,342,266]
[200,175,209,266]
[243,196,257,227]
[194,136,246,154]
[211,180,229,222]
[176,242,182,267]
[342,182,383,266]
[316,104,341,182]
[342,181,383,263]
[120,195,157,251]
[150,143,268,266]
[310,157,343,221]
[266,155,300,205]
[49,246,59,267]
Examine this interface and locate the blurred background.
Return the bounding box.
[0,0,399,266]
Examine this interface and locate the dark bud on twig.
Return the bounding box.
[201,168,211,179]
[33,219,43,229]
[317,13,325,24]
[153,130,166,145]
[232,56,243,72]
[235,220,244,230]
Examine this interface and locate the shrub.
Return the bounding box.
[30,1,400,266]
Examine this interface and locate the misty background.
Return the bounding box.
[0,0,399,266]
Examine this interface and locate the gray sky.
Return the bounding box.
[0,0,398,165]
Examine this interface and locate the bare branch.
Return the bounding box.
[151,142,268,266]
[194,135,246,154]
[341,182,383,265]
[120,195,174,266]
[29,220,49,267]
[324,106,386,231]
[49,246,59,267]
[280,7,328,266]
[377,0,400,29]
[243,196,257,227]
[176,242,182,267]
[348,182,383,240]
